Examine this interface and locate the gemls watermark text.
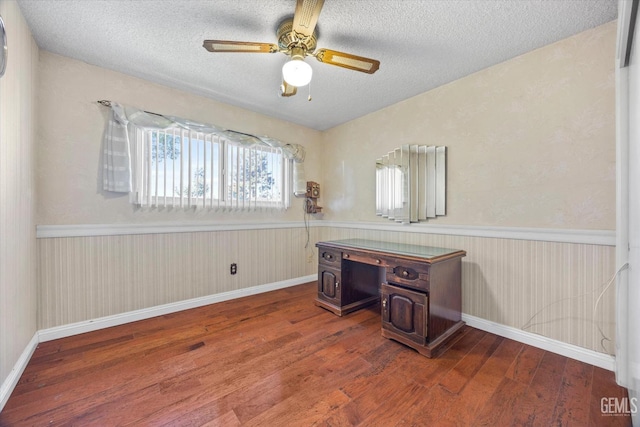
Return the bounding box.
[601,397,638,416]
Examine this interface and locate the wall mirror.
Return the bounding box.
[376,145,446,224]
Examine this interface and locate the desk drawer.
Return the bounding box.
[318,248,341,266]
[387,265,429,290]
[342,252,388,267]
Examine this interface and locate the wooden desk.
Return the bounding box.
[315,239,466,358]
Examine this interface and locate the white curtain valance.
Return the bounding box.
[102,101,306,193]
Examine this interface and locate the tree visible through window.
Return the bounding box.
[135,128,288,209]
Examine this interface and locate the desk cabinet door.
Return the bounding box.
[318,266,341,305]
[381,283,428,345]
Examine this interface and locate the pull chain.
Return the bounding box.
[308,81,312,101]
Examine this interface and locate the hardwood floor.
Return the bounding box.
[0,282,631,426]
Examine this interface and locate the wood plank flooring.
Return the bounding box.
[0,282,632,426]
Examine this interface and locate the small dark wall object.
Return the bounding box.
[305,181,322,213]
[306,181,320,198]
[305,198,322,214]
[230,263,237,275]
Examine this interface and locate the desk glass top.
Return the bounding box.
[320,239,463,260]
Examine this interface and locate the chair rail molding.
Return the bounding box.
[37,220,615,246]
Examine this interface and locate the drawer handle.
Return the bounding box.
[335,281,339,288]
[382,298,387,308]
[325,253,333,260]
[344,254,349,259]
[375,259,381,264]
[402,270,409,277]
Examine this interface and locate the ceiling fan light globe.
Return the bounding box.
[282,59,312,87]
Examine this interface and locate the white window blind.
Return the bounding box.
[134,127,289,210]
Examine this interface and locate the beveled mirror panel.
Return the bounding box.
[376,145,446,224]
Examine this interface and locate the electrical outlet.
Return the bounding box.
[230,263,237,275]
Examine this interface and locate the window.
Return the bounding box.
[133,127,290,210]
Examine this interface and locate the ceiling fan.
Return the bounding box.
[203,0,380,97]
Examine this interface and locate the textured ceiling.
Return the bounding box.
[17,0,617,131]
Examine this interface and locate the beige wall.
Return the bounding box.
[33,21,618,358]
[311,22,618,354]
[37,51,324,225]
[0,0,38,394]
[34,52,326,332]
[321,22,616,230]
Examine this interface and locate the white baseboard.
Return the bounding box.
[38,274,317,342]
[0,332,39,412]
[462,313,615,371]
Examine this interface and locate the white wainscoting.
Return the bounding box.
[34,221,617,369]
[37,226,321,328]
[3,221,619,412]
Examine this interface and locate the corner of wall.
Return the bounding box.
[0,0,39,405]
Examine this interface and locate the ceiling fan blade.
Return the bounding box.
[315,49,380,74]
[203,40,279,53]
[280,80,298,97]
[292,0,324,38]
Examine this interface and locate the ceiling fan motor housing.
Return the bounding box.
[277,18,317,54]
